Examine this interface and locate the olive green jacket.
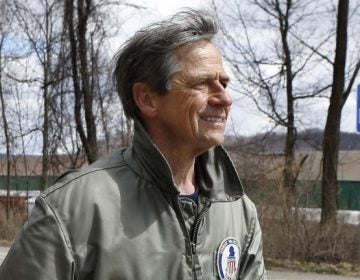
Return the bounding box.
[0,122,266,279]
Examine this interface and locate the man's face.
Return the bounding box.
[152,41,232,155]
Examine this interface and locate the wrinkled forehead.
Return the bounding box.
[169,41,225,77]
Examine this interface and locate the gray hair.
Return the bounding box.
[113,9,219,120]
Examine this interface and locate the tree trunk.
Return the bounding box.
[77,0,97,162]
[321,0,348,225]
[65,0,97,163]
[0,36,11,220]
[278,0,297,209]
[40,0,51,190]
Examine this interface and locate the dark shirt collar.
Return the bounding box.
[179,187,200,204]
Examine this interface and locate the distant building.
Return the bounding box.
[0,154,72,211]
[228,149,360,211]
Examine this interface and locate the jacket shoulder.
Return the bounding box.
[34,149,133,249]
[41,149,128,199]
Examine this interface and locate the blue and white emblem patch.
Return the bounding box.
[216,237,241,280]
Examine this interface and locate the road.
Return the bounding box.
[267,269,360,280]
[0,246,9,265]
[0,247,359,279]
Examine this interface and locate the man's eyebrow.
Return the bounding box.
[220,75,230,83]
[190,72,230,82]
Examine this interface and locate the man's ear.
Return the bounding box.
[132,82,158,118]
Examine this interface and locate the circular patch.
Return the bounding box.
[217,237,241,280]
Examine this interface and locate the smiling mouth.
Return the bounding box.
[200,116,226,123]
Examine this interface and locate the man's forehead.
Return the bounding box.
[175,41,222,60]
[172,42,228,76]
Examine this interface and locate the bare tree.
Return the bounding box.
[211,0,331,209]
[0,35,12,220]
[213,0,360,226]
[321,0,360,225]
[13,85,33,217]
[10,0,64,189]
[0,0,14,220]
[1,0,142,196]
[63,0,141,161]
[64,0,98,163]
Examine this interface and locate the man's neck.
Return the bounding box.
[145,123,204,195]
[150,135,197,194]
[163,148,197,195]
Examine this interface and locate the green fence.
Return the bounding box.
[1,176,360,210]
[338,181,360,210]
[0,176,56,192]
[297,180,360,210]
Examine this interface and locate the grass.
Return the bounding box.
[258,204,360,264]
[0,208,27,243]
[266,258,360,277]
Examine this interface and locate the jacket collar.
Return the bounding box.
[124,120,244,201]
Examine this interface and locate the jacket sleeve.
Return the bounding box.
[239,209,267,280]
[0,196,74,280]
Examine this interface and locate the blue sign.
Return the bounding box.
[357,84,360,133]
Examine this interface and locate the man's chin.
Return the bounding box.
[203,133,225,147]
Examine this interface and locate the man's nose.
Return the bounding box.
[208,82,232,107]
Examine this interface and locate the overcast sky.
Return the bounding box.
[117,0,359,136]
[142,0,205,15]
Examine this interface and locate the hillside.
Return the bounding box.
[224,129,360,153]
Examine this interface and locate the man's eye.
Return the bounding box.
[221,81,228,89]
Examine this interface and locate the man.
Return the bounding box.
[0,9,266,280]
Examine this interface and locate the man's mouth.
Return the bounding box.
[200,116,226,123]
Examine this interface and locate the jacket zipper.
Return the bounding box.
[190,200,211,254]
